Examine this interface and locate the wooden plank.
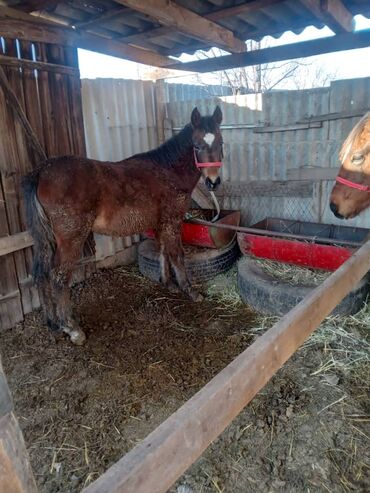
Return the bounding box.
[0,358,38,493]
[0,64,46,161]
[64,46,86,156]
[154,79,166,145]
[0,7,173,67]
[0,40,30,326]
[297,108,370,123]
[119,0,279,46]
[0,232,33,257]
[83,241,370,493]
[213,180,314,198]
[0,53,79,75]
[73,6,128,29]
[287,167,338,181]
[253,121,322,133]
[300,0,354,33]
[115,0,247,53]
[168,29,370,72]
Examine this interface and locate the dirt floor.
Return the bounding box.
[0,264,369,493]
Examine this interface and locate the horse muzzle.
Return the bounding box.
[205,176,221,191]
[329,201,344,219]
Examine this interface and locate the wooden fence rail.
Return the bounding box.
[82,240,370,493]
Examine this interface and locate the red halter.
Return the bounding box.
[336,176,370,193]
[194,148,223,168]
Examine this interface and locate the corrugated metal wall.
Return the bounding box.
[81,78,158,258]
[166,77,370,228]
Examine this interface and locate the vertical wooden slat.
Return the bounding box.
[64,46,86,156]
[35,43,55,156]
[0,39,37,316]
[0,39,27,326]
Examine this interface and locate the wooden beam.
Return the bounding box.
[114,0,246,53]
[286,167,338,181]
[82,240,370,493]
[168,29,370,72]
[0,54,78,75]
[0,232,34,257]
[118,0,280,46]
[0,7,173,67]
[300,0,354,33]
[73,6,129,29]
[14,0,59,14]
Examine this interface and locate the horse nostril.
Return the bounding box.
[215,177,221,187]
[330,202,344,219]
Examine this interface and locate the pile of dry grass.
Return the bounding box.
[254,257,330,286]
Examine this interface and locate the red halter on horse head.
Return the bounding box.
[23,106,224,345]
[330,112,370,219]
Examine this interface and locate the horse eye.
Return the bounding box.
[351,154,364,166]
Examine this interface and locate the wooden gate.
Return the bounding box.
[0,38,89,330]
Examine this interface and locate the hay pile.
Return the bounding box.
[254,258,330,286]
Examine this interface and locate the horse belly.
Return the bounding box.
[93,206,158,237]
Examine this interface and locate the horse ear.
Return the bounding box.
[191,107,202,127]
[213,106,222,124]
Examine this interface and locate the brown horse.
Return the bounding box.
[330,112,370,219]
[23,106,224,345]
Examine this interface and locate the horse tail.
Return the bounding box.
[22,170,55,283]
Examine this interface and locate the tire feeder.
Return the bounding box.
[139,239,240,284]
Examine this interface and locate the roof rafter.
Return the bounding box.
[0,6,173,67]
[168,29,370,72]
[114,0,247,53]
[118,0,281,47]
[300,0,354,33]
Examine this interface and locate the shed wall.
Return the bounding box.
[166,77,370,228]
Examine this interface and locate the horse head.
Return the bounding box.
[190,106,223,191]
[330,112,370,219]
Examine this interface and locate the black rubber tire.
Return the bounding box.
[237,256,370,317]
[138,239,239,284]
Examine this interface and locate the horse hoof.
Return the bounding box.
[69,329,86,346]
[166,281,181,294]
[189,289,204,302]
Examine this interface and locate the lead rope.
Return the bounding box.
[209,190,220,222]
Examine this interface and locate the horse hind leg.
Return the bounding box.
[51,232,90,345]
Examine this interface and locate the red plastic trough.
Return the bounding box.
[238,218,369,271]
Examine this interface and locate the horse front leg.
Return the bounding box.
[158,226,202,301]
[169,240,203,302]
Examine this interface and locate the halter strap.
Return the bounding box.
[336,175,370,193]
[193,147,223,168]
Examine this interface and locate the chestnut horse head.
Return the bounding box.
[190,106,223,191]
[330,112,370,219]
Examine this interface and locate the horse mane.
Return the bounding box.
[339,111,370,162]
[137,124,194,168]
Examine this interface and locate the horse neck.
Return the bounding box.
[152,124,194,168]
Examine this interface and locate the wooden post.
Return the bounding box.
[0,358,38,493]
[154,79,166,145]
[82,240,370,493]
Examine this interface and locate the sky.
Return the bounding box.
[78,15,370,88]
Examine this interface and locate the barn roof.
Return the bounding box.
[1,1,370,72]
